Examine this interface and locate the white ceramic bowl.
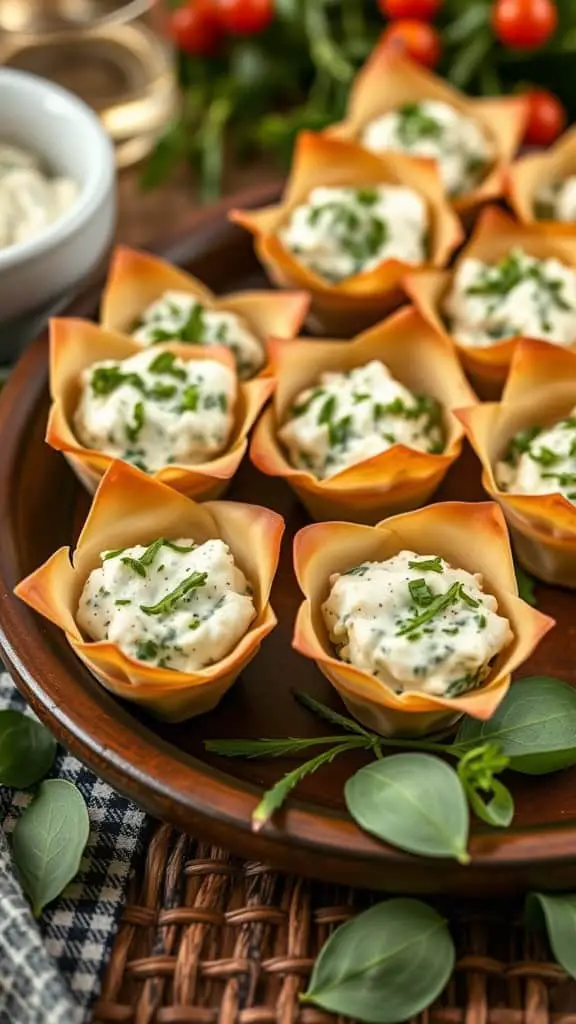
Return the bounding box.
[0,69,116,331]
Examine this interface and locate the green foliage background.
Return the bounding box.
[147,0,576,198]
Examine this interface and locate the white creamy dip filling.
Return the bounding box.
[361,101,493,197]
[278,360,444,479]
[0,142,79,251]
[497,409,576,500]
[322,551,512,698]
[444,247,576,348]
[536,176,576,223]
[74,349,235,473]
[278,185,427,283]
[132,290,265,379]
[77,537,256,672]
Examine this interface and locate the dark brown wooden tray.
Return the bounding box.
[1,185,576,896]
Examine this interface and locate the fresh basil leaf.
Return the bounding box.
[456,677,576,774]
[525,893,576,980]
[12,780,89,917]
[0,711,56,789]
[514,562,537,606]
[344,753,470,864]
[301,898,454,1022]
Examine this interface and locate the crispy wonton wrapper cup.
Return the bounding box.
[230,131,462,337]
[457,338,576,587]
[15,462,284,722]
[250,305,477,524]
[329,47,527,218]
[508,126,576,232]
[405,205,576,399]
[46,318,274,499]
[100,244,310,376]
[293,501,553,737]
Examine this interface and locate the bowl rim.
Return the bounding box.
[0,68,115,273]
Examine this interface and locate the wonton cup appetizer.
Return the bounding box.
[457,339,576,587]
[15,462,284,722]
[250,305,477,524]
[230,132,462,337]
[508,126,576,232]
[405,205,576,399]
[329,47,526,216]
[46,318,274,498]
[100,244,310,379]
[293,502,553,737]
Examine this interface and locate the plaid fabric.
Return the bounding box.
[0,673,148,1024]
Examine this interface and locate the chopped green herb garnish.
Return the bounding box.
[114,599,131,606]
[139,538,165,567]
[148,382,177,400]
[318,394,336,427]
[408,556,444,573]
[189,618,201,630]
[91,367,145,397]
[163,540,197,553]
[141,571,208,615]
[459,585,480,609]
[135,639,159,661]
[396,103,442,147]
[179,304,205,343]
[148,352,187,379]
[181,384,200,412]
[355,188,379,205]
[291,388,325,418]
[529,445,560,468]
[204,392,227,412]
[343,564,369,576]
[121,556,147,578]
[408,578,434,607]
[397,581,461,636]
[328,414,353,449]
[103,547,126,561]
[125,401,145,443]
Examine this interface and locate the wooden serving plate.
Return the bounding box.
[1,185,576,897]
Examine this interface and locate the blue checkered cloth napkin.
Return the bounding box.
[0,673,148,1024]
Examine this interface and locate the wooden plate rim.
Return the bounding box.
[0,183,575,883]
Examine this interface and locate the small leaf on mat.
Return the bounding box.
[0,710,56,789]
[12,780,89,917]
[525,893,576,980]
[301,898,455,1022]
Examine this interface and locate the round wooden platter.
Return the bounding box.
[2,186,576,898]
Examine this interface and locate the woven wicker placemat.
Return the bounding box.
[93,821,576,1024]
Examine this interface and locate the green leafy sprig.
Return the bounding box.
[206,676,576,861]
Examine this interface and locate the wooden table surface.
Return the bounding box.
[116,162,274,248]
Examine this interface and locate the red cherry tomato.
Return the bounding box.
[523,89,566,146]
[214,0,274,35]
[491,0,558,49]
[378,0,442,21]
[380,19,442,68]
[169,0,222,56]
